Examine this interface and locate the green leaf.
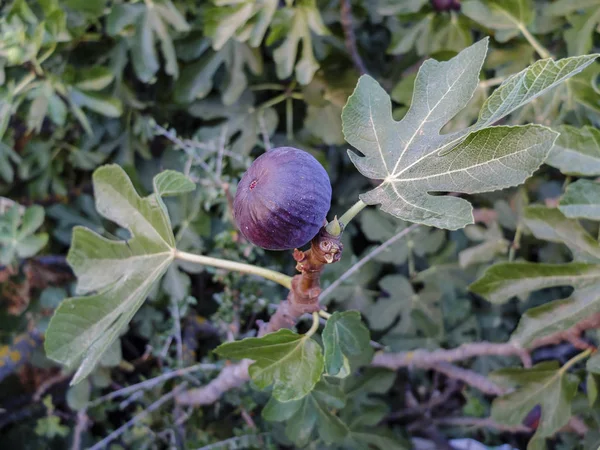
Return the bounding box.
[491,362,579,447]
[66,380,90,411]
[546,125,600,176]
[564,6,600,57]
[175,40,262,105]
[205,0,278,50]
[462,0,533,43]
[107,1,189,82]
[523,205,600,260]
[215,328,324,402]
[263,379,347,446]
[74,67,114,91]
[459,222,510,268]
[559,180,600,220]
[270,3,329,85]
[323,311,372,376]
[470,260,600,345]
[69,88,123,118]
[45,165,176,384]
[588,352,600,375]
[342,39,592,229]
[470,262,600,304]
[153,170,195,197]
[0,204,48,265]
[544,0,600,16]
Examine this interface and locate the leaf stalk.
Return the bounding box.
[305,312,321,338]
[559,348,592,375]
[337,199,367,229]
[174,250,292,289]
[518,24,552,59]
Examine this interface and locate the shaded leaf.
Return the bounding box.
[323,311,372,376]
[559,179,600,220]
[263,379,347,446]
[491,361,579,447]
[523,205,600,260]
[546,125,600,176]
[215,329,324,402]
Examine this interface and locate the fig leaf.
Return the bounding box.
[342,38,598,229]
[45,165,186,384]
[215,329,324,402]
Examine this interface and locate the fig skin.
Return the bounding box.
[233,147,332,251]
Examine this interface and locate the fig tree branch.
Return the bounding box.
[371,312,600,371]
[340,0,367,75]
[320,223,420,301]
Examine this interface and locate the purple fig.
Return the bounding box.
[431,0,460,11]
[233,147,332,250]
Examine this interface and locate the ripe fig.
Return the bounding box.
[233,147,332,250]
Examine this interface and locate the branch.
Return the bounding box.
[340,0,367,75]
[88,383,187,450]
[430,362,507,396]
[431,416,531,433]
[177,227,343,406]
[372,313,600,378]
[320,223,419,301]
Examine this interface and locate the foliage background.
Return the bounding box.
[1,0,600,449]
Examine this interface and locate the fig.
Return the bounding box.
[431,0,460,11]
[233,147,332,250]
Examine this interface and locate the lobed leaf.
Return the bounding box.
[342,39,595,229]
[45,165,180,384]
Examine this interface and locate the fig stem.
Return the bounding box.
[517,24,552,59]
[173,250,292,289]
[305,312,321,338]
[337,199,368,229]
[559,348,592,376]
[318,310,332,320]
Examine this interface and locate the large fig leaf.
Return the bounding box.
[44,165,190,384]
[342,38,598,229]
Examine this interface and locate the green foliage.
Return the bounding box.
[45,165,180,384]
[491,361,580,449]
[3,0,600,449]
[342,39,596,229]
[215,328,324,402]
[0,203,48,265]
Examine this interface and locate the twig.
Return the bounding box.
[372,340,531,371]
[33,372,72,402]
[88,383,187,450]
[432,416,531,433]
[194,432,270,450]
[87,363,217,408]
[170,298,184,368]
[430,362,507,396]
[373,313,600,377]
[257,111,271,150]
[320,223,420,301]
[340,0,367,75]
[71,410,89,450]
